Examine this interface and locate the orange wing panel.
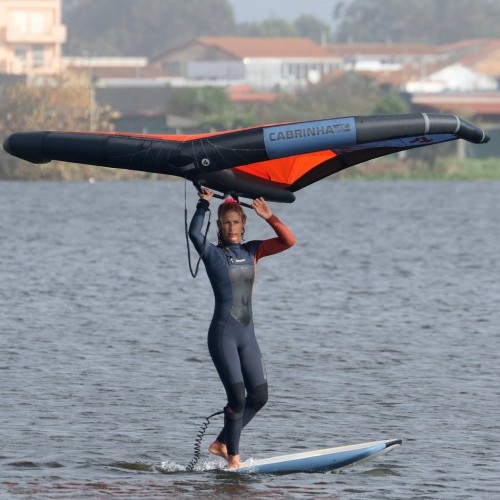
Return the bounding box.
[234,150,336,186]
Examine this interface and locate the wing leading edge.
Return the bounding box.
[4,113,489,202]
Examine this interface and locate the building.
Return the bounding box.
[329,42,442,73]
[0,0,66,77]
[150,37,340,91]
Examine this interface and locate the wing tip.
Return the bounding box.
[455,117,490,144]
[3,132,51,164]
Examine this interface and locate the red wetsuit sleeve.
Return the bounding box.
[255,214,296,261]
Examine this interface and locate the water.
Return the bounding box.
[1,180,499,499]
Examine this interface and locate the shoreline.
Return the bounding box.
[1,157,499,181]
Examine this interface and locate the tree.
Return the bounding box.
[333,0,500,44]
[65,1,332,55]
[249,72,382,125]
[294,15,331,44]
[237,19,299,38]
[167,87,256,130]
[0,73,115,179]
[235,15,331,42]
[64,0,235,56]
[0,73,113,132]
[373,91,409,114]
[162,72,384,131]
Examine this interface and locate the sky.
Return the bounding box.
[229,0,335,25]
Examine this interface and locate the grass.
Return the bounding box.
[338,157,500,180]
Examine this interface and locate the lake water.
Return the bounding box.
[1,180,499,499]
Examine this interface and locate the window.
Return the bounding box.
[15,46,27,63]
[30,13,45,35]
[12,12,29,33]
[32,45,45,67]
[11,11,46,34]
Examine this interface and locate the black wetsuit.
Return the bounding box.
[189,199,294,456]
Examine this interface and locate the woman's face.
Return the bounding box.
[218,209,245,244]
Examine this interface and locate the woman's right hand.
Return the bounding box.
[199,188,214,202]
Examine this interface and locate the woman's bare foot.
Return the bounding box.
[227,454,241,469]
[209,440,228,461]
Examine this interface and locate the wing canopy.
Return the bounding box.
[4,113,490,202]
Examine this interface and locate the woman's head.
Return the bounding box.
[217,198,246,245]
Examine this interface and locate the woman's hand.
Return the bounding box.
[199,188,214,202]
[252,197,273,220]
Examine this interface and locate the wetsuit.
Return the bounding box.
[189,199,295,456]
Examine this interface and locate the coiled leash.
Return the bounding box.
[186,410,224,471]
[184,180,211,278]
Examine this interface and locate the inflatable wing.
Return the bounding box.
[3,113,489,202]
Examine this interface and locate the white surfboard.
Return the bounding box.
[232,438,402,474]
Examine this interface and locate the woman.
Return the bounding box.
[189,188,295,468]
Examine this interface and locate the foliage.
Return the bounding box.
[237,15,331,43]
[167,87,256,130]
[168,87,231,118]
[64,0,235,56]
[64,0,500,55]
[440,157,500,180]
[0,73,109,132]
[0,73,115,179]
[294,15,331,44]
[250,73,382,125]
[164,72,387,132]
[333,0,500,44]
[340,156,500,180]
[237,19,299,38]
[166,73,382,130]
[297,72,382,117]
[373,91,410,114]
[64,1,332,57]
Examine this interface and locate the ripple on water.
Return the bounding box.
[1,180,499,498]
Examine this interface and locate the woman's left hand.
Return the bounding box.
[252,197,273,220]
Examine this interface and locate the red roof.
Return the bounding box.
[328,42,436,57]
[228,84,277,104]
[434,39,500,77]
[197,37,334,59]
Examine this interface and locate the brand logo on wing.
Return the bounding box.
[263,117,356,159]
[268,122,351,142]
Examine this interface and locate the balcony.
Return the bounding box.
[2,25,66,44]
[4,53,63,76]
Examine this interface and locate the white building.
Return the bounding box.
[150,37,340,91]
[406,63,498,93]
